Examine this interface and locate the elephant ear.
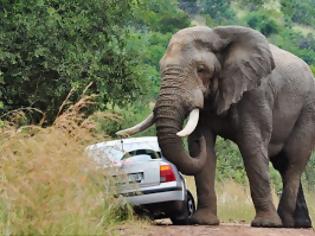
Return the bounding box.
[212,26,275,115]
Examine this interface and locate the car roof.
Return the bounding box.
[87,136,161,161]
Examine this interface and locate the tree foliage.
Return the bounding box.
[245,10,279,36]
[199,0,236,23]
[236,0,264,10]
[133,0,191,33]
[0,0,147,124]
[280,0,315,26]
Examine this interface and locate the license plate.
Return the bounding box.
[128,172,143,183]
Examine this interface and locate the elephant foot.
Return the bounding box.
[293,202,312,228]
[251,211,282,228]
[189,208,219,225]
[280,213,312,228]
[280,214,295,228]
[294,217,312,228]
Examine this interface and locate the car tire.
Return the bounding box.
[170,191,195,225]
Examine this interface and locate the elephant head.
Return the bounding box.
[117,26,275,175]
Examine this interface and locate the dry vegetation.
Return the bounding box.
[186,177,314,227]
[0,96,134,235]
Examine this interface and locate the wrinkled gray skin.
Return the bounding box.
[154,26,315,228]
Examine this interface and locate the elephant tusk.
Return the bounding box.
[116,113,155,137]
[176,109,199,137]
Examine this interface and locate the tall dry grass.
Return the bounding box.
[185,177,255,223]
[306,191,315,226]
[0,96,133,235]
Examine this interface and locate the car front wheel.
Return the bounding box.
[170,191,195,225]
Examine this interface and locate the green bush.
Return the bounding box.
[0,0,147,124]
[270,29,315,65]
[126,30,171,96]
[199,0,236,24]
[236,0,264,11]
[215,138,247,183]
[280,0,315,26]
[133,0,191,34]
[298,33,315,51]
[93,102,155,138]
[245,10,279,36]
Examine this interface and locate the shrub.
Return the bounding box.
[280,0,315,26]
[245,10,279,36]
[199,0,236,24]
[236,0,264,11]
[133,0,191,34]
[270,29,315,65]
[298,34,315,51]
[215,138,247,183]
[0,0,146,124]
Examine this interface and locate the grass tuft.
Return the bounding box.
[0,96,133,235]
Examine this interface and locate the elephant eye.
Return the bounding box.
[197,65,206,73]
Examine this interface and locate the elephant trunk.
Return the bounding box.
[154,68,207,175]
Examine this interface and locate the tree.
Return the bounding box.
[245,10,279,36]
[179,0,200,15]
[236,0,264,10]
[199,0,235,23]
[133,0,191,33]
[280,0,315,26]
[0,0,147,124]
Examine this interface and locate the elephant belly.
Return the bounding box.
[268,142,284,157]
[269,107,300,158]
[270,104,300,143]
[270,93,303,152]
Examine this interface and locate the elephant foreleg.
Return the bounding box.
[294,183,312,228]
[188,127,219,225]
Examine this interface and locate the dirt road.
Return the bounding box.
[117,221,315,236]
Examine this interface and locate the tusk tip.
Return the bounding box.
[115,130,129,137]
[176,108,200,138]
[115,112,154,137]
[176,131,188,137]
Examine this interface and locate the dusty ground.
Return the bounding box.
[116,220,315,236]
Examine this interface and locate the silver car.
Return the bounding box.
[87,136,195,224]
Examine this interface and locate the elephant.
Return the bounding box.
[117,26,315,228]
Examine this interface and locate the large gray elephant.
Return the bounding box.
[117,26,315,228]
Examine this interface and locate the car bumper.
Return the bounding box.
[120,183,185,206]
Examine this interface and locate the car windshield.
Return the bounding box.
[122,149,161,162]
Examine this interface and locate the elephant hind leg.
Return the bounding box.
[294,183,312,228]
[271,106,315,228]
[271,155,312,228]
